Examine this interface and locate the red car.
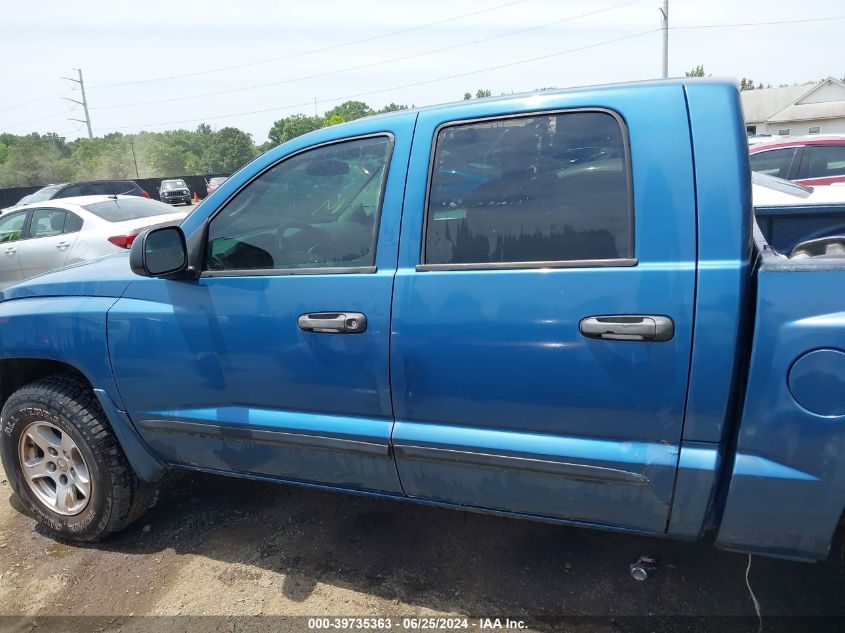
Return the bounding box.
[749,135,845,186]
[205,176,228,196]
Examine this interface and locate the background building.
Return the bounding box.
[742,77,845,136]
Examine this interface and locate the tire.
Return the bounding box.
[0,375,155,542]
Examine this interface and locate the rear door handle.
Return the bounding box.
[56,241,70,250]
[298,312,367,334]
[5,248,16,255]
[579,315,674,342]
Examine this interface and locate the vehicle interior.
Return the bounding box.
[206,137,390,270]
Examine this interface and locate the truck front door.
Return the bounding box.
[390,86,697,532]
[108,116,415,494]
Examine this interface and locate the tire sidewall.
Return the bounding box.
[1,389,113,540]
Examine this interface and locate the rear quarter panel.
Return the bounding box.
[717,260,845,560]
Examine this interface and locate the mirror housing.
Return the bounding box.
[130,225,195,279]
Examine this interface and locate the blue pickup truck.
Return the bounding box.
[2,79,844,564]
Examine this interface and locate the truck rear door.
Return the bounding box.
[390,85,697,532]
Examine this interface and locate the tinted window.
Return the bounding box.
[29,209,68,238]
[109,181,139,195]
[425,111,631,265]
[55,185,82,198]
[0,211,28,243]
[82,198,175,221]
[80,183,109,196]
[749,148,797,179]
[803,145,845,178]
[207,136,391,271]
[65,212,83,233]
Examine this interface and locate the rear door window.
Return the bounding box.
[800,145,845,179]
[424,110,632,266]
[749,148,798,179]
[29,209,69,238]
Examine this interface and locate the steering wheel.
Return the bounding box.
[278,222,333,263]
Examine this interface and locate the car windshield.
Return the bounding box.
[209,177,227,185]
[751,171,813,198]
[161,180,187,190]
[20,185,63,204]
[82,197,177,222]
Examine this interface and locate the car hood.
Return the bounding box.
[0,252,136,302]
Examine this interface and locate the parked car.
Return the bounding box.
[5,180,151,213]
[205,176,228,196]
[0,195,187,289]
[158,179,192,205]
[749,134,845,185]
[2,80,845,567]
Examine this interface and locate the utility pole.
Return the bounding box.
[659,0,669,79]
[128,138,140,178]
[61,68,93,139]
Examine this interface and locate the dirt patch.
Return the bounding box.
[2,461,844,630]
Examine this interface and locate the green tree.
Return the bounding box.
[201,127,257,173]
[739,78,756,91]
[0,133,71,186]
[145,132,194,176]
[463,89,492,99]
[685,65,708,77]
[323,101,373,123]
[377,103,409,113]
[267,114,324,146]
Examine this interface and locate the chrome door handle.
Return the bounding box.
[298,312,367,334]
[5,248,16,255]
[579,315,674,342]
[56,241,70,250]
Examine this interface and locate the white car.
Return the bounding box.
[752,171,845,207]
[0,195,189,289]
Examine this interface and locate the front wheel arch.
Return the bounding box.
[0,358,164,482]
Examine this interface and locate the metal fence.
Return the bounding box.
[0,173,229,208]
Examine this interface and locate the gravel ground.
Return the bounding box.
[1,460,844,632]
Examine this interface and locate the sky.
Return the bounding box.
[1,0,843,143]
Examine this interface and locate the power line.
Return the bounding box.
[0,90,72,114]
[111,28,661,130]
[5,109,74,129]
[91,0,643,110]
[670,14,845,30]
[87,0,535,89]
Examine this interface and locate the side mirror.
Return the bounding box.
[130,225,189,278]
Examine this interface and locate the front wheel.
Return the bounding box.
[0,375,155,541]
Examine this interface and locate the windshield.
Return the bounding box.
[20,185,63,204]
[82,197,177,222]
[161,180,187,190]
[209,177,227,185]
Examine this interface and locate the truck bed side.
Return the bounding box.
[716,247,845,561]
